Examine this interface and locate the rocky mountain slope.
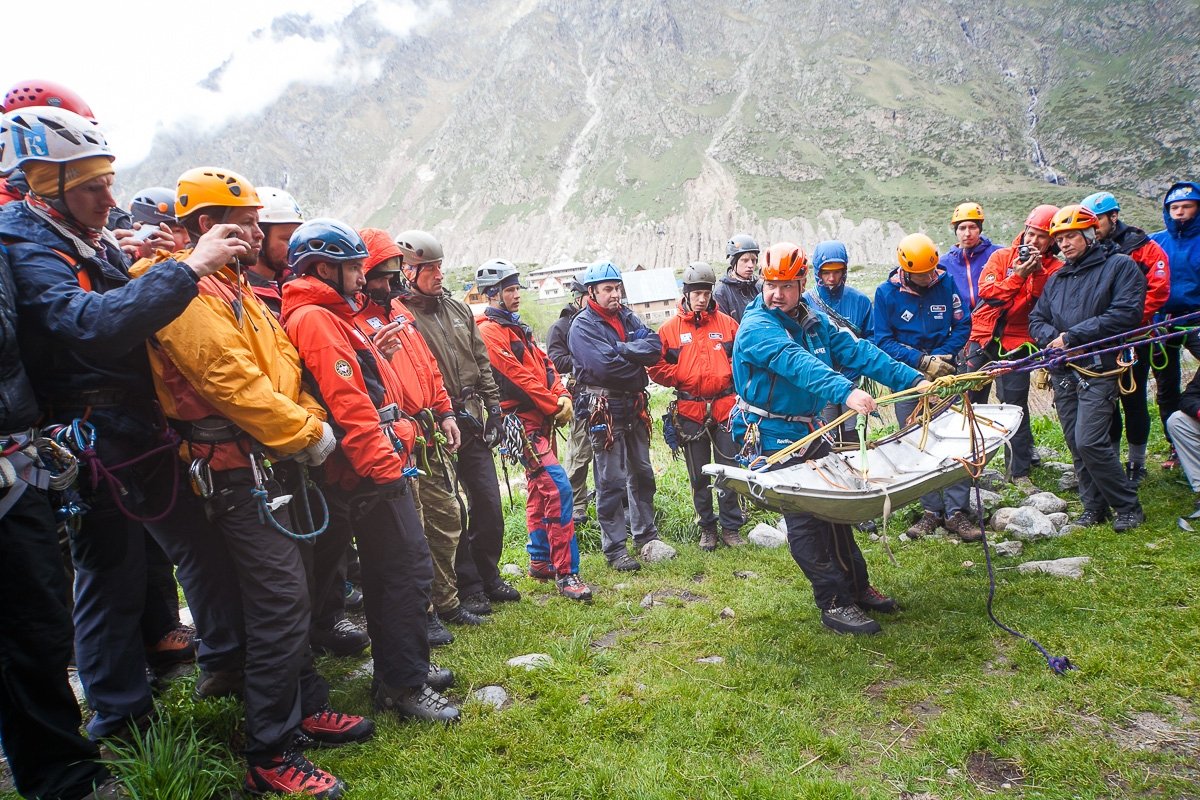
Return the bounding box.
[119,0,1200,268]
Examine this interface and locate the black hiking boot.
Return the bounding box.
[820,604,882,635]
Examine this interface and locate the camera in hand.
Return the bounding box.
[1017,244,1032,261]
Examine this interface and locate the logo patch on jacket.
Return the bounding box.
[334,359,354,378]
[901,310,914,322]
[366,316,385,330]
[708,332,723,340]
[680,332,693,343]
[931,304,947,313]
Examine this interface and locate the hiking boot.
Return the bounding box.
[440,605,488,626]
[193,669,243,701]
[820,604,882,635]
[945,511,983,542]
[299,706,375,747]
[344,581,364,612]
[1163,450,1180,470]
[310,618,370,657]
[1072,509,1110,527]
[858,585,899,614]
[1030,451,1043,468]
[373,682,461,724]
[426,663,455,692]
[1113,505,1145,533]
[244,748,344,798]
[856,519,878,533]
[572,513,589,527]
[459,591,494,616]
[607,552,641,572]
[484,578,521,603]
[555,573,593,602]
[145,624,196,667]
[81,777,128,799]
[698,527,719,552]
[905,511,942,539]
[427,612,454,647]
[529,560,557,581]
[1012,476,1037,495]
[1125,462,1148,486]
[720,528,747,547]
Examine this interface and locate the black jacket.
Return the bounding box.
[1029,241,1146,370]
[546,304,578,377]
[1180,367,1200,420]
[712,272,760,323]
[0,244,38,432]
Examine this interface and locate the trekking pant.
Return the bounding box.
[995,370,1034,478]
[207,468,328,762]
[592,420,658,561]
[412,448,465,613]
[322,482,433,689]
[772,440,869,611]
[522,431,580,576]
[452,435,505,597]
[893,397,971,518]
[1051,371,1139,515]
[677,417,744,532]
[141,529,182,645]
[820,401,859,445]
[0,486,111,799]
[1108,344,1152,455]
[1153,331,1200,445]
[1166,411,1200,492]
[562,411,593,520]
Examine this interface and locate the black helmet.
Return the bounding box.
[726,233,759,266]
[129,186,177,227]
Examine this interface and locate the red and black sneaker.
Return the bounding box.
[299,706,375,747]
[244,748,344,798]
[529,560,557,581]
[858,585,900,614]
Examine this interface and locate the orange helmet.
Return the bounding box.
[951,202,985,227]
[1024,204,1060,233]
[896,233,939,273]
[760,242,808,281]
[175,167,261,220]
[1048,204,1098,237]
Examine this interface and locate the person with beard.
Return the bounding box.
[732,242,926,635]
[1029,205,1146,533]
[245,186,304,317]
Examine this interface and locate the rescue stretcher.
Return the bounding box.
[703,403,1024,524]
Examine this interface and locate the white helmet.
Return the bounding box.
[0,106,112,175]
[257,186,304,224]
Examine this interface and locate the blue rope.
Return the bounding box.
[253,479,330,541]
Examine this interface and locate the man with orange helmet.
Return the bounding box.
[967,204,1063,491]
[649,261,746,551]
[875,233,978,540]
[1030,205,1147,532]
[732,242,926,635]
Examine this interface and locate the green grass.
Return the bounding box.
[6,396,1198,799]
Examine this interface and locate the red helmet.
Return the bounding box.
[2,79,95,119]
[1024,204,1060,233]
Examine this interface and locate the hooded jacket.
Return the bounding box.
[648,300,738,424]
[1149,181,1200,316]
[130,251,325,471]
[732,296,921,452]
[1028,241,1146,371]
[1108,220,1169,325]
[969,234,1063,352]
[402,288,500,421]
[804,280,874,382]
[873,268,970,368]
[0,199,199,407]
[712,272,761,323]
[246,269,283,318]
[938,235,1002,310]
[281,276,417,489]
[476,306,568,430]
[353,296,453,421]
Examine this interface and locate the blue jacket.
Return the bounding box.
[1150,181,1200,315]
[0,243,38,432]
[938,236,1002,309]
[567,300,661,422]
[0,201,199,406]
[873,268,970,368]
[732,296,921,452]
[804,282,874,382]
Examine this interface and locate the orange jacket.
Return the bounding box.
[648,301,738,423]
[281,276,417,489]
[131,251,325,471]
[971,236,1063,352]
[475,307,567,429]
[353,298,454,419]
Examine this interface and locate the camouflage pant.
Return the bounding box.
[412,450,466,613]
[561,412,593,519]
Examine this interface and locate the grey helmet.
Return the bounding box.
[395,230,444,267]
[129,187,177,227]
[569,270,587,296]
[681,261,717,289]
[476,259,524,296]
[725,233,759,266]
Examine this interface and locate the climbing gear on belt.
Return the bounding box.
[248,451,330,541]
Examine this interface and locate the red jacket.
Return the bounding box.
[281,276,417,489]
[648,301,738,423]
[475,307,567,430]
[970,236,1063,352]
[1127,238,1170,325]
[354,298,454,419]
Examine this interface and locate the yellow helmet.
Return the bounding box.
[1048,204,1098,237]
[175,167,261,220]
[951,202,985,227]
[896,233,939,273]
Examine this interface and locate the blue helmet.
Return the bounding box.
[811,240,849,271]
[287,218,367,274]
[582,260,622,286]
[1081,191,1120,216]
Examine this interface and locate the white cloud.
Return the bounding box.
[4,0,447,166]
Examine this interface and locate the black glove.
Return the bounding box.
[483,407,503,448]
